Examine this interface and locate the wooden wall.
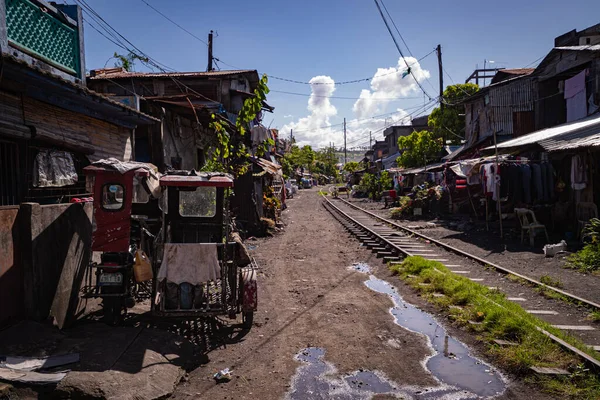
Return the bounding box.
[0,89,132,161]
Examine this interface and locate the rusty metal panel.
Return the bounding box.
[513,111,535,137]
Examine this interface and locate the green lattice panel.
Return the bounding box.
[5,0,80,75]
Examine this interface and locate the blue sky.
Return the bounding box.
[80,0,600,149]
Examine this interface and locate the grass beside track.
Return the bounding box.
[390,256,600,399]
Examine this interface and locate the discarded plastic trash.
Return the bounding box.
[543,240,567,257]
[214,368,232,382]
[0,353,79,371]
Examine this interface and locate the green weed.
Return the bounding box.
[586,311,600,323]
[389,256,600,399]
[540,274,563,288]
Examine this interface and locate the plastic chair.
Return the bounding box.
[515,208,550,247]
[576,202,598,240]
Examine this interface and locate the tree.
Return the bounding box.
[428,83,479,144]
[396,130,442,168]
[113,51,148,72]
[343,161,361,173]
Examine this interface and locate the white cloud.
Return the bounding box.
[280,76,338,147]
[353,56,431,119]
[283,114,293,118]
[280,58,431,149]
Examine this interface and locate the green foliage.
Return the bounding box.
[379,171,392,191]
[390,256,600,398]
[343,161,361,173]
[281,145,339,181]
[207,74,269,177]
[582,218,600,243]
[113,51,148,71]
[359,173,379,200]
[567,243,600,273]
[428,83,479,144]
[396,130,442,168]
[359,172,391,200]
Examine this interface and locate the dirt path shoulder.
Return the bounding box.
[172,190,553,400]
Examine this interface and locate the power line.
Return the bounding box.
[75,0,228,107]
[139,0,208,46]
[266,48,437,86]
[270,89,424,101]
[289,102,435,134]
[340,100,437,146]
[373,0,434,101]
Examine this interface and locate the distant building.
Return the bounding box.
[555,23,600,47]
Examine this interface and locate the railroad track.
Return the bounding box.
[323,195,600,370]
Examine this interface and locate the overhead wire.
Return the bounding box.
[75,0,230,108]
[333,99,437,147]
[267,48,437,86]
[270,89,424,101]
[290,101,436,135]
[139,0,208,46]
[379,0,438,94]
[373,0,434,101]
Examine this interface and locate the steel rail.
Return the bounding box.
[322,195,600,370]
[322,199,415,258]
[336,197,600,311]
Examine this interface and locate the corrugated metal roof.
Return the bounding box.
[2,54,159,124]
[554,45,600,51]
[485,113,600,151]
[498,68,535,75]
[400,161,447,174]
[89,69,257,80]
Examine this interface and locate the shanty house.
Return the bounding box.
[0,0,157,327]
[87,68,272,172]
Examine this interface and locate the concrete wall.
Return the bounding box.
[0,206,23,326]
[0,202,94,328]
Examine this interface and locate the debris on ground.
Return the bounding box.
[543,240,568,257]
[0,353,80,371]
[214,368,232,382]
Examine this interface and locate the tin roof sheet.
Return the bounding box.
[89,69,257,80]
[485,114,600,151]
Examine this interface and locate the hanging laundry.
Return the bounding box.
[571,154,587,190]
[507,164,522,204]
[531,164,543,202]
[520,164,532,204]
[565,70,587,122]
[33,150,78,187]
[542,162,555,201]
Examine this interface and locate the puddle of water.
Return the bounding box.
[364,275,505,398]
[349,262,371,274]
[287,347,481,400]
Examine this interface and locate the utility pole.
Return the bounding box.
[437,44,445,144]
[369,131,372,148]
[207,30,214,72]
[343,118,347,164]
[290,129,293,144]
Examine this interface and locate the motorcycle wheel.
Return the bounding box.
[242,311,254,330]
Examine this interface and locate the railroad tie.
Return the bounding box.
[507,297,527,301]
[469,278,484,282]
[449,270,470,274]
[526,310,559,315]
[530,367,570,375]
[552,325,596,331]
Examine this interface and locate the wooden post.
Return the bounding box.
[493,129,503,238]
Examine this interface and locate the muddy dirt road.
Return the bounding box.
[172,189,553,399]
